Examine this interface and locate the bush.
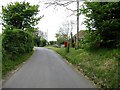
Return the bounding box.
[2,29,34,60]
[41,39,47,47]
[79,31,104,49]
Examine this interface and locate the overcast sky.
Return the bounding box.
[0,0,86,41]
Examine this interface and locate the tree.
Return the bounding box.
[41,38,47,47]
[44,0,76,14]
[49,41,56,45]
[44,0,83,49]
[2,1,42,31]
[55,21,70,47]
[2,2,41,61]
[80,2,120,48]
[55,33,67,46]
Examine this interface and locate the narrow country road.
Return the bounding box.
[3,47,97,88]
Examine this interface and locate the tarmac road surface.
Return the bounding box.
[3,47,97,88]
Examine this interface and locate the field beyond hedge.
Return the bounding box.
[47,46,119,89]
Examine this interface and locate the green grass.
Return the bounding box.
[0,35,1,90]
[2,51,33,78]
[47,46,119,89]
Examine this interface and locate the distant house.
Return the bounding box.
[73,30,101,48]
[73,30,86,41]
[69,30,86,48]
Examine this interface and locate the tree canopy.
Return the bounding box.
[2,1,42,61]
[55,21,70,46]
[80,2,120,48]
[2,1,42,31]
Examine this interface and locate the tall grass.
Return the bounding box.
[2,51,33,78]
[48,46,119,89]
[0,34,2,80]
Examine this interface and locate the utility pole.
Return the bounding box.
[47,29,48,42]
[76,0,79,49]
[70,21,74,48]
[66,21,70,53]
[46,29,49,45]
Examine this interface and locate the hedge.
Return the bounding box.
[2,29,34,60]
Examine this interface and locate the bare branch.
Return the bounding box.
[44,0,75,11]
[43,0,83,16]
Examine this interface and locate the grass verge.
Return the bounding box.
[47,46,119,89]
[0,35,2,80]
[2,51,34,78]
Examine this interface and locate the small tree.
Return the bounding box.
[41,38,47,47]
[2,1,42,32]
[55,21,70,46]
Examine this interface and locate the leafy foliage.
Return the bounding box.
[41,38,47,47]
[55,33,67,46]
[2,1,41,31]
[49,41,57,45]
[2,50,33,77]
[2,1,41,61]
[55,22,69,46]
[2,1,42,77]
[2,29,34,60]
[34,35,47,47]
[80,2,120,48]
[34,35,41,46]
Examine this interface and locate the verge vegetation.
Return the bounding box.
[47,46,119,89]
[2,1,41,77]
[0,34,2,79]
[2,51,33,78]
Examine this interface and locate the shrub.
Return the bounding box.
[41,38,47,47]
[2,29,34,60]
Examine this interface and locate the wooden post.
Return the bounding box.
[76,0,79,49]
